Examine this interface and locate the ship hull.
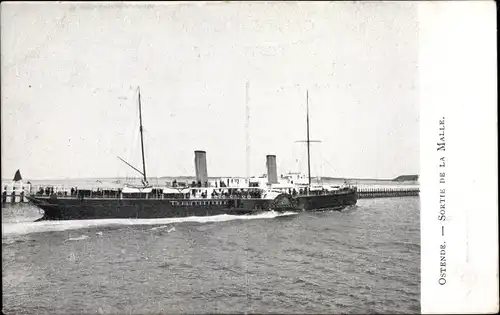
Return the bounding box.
[27,196,286,221]
[294,189,358,211]
[27,189,357,221]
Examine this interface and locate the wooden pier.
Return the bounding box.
[2,182,73,203]
[356,186,420,199]
[1,181,32,203]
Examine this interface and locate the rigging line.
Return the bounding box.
[317,143,324,185]
[124,111,140,174]
[117,156,144,177]
[121,89,141,180]
[322,157,338,175]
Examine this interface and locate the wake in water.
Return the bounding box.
[65,235,90,242]
[1,211,298,237]
[151,225,176,233]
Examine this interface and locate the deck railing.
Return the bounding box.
[2,182,420,203]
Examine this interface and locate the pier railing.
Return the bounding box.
[1,182,32,203]
[2,182,80,203]
[356,186,420,199]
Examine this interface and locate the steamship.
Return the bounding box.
[26,88,297,221]
[27,88,357,221]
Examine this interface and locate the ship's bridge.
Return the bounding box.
[211,177,251,188]
[165,186,267,200]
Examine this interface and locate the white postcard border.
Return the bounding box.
[419,1,498,313]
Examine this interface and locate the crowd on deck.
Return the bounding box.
[10,182,356,201]
[207,188,262,199]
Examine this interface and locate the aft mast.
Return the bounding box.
[306,90,311,187]
[138,87,148,185]
[294,91,321,188]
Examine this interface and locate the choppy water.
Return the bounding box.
[2,197,420,314]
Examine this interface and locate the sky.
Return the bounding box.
[1,1,419,180]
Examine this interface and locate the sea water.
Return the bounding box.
[2,197,420,314]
